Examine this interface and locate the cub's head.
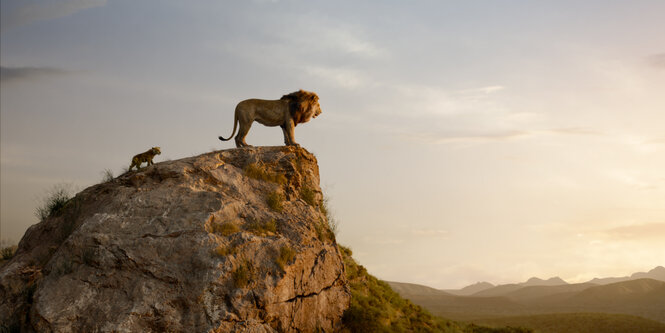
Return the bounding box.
[152,147,161,155]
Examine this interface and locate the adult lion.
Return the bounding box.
[218,90,322,148]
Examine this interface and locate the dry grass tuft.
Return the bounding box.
[246,219,277,236]
[266,191,285,212]
[275,245,296,271]
[244,163,287,185]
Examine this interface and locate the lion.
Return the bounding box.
[129,147,161,171]
[218,90,322,148]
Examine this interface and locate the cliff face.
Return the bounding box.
[0,146,349,332]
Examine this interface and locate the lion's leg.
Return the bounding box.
[281,125,289,145]
[285,120,299,146]
[236,121,253,147]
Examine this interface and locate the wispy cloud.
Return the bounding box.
[604,223,665,240]
[647,53,665,69]
[303,66,371,89]
[404,130,531,144]
[410,228,450,240]
[0,66,68,82]
[1,0,106,33]
[401,127,603,145]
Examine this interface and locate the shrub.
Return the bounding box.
[300,187,317,206]
[101,169,114,182]
[314,219,335,243]
[35,184,73,221]
[266,191,284,213]
[244,163,287,184]
[233,260,253,288]
[1,245,17,260]
[212,222,240,236]
[320,196,338,236]
[246,219,277,236]
[275,245,296,271]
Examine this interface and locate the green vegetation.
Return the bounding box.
[266,191,285,212]
[246,219,277,236]
[340,245,531,333]
[275,245,296,271]
[211,222,240,236]
[320,196,338,236]
[315,219,335,243]
[233,260,254,288]
[244,163,287,184]
[300,186,317,206]
[340,245,460,332]
[35,184,73,220]
[471,313,665,333]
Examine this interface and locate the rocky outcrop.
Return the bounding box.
[0,146,349,332]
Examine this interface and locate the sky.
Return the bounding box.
[1,0,664,289]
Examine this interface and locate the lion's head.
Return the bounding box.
[152,147,161,155]
[281,90,322,126]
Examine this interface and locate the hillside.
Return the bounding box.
[387,281,454,296]
[471,277,568,297]
[587,266,665,285]
[343,249,530,332]
[500,283,598,302]
[445,282,495,296]
[389,278,665,325]
[0,147,349,332]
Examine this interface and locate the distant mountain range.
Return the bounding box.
[443,266,665,296]
[386,266,665,326]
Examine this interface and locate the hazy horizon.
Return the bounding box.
[2,0,664,290]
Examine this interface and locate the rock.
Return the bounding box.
[0,146,349,332]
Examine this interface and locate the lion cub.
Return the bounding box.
[129,147,161,171]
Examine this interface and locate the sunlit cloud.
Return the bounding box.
[606,169,659,190]
[400,126,604,145]
[603,223,665,240]
[1,0,107,33]
[403,130,531,144]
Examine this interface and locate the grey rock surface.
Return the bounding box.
[1,146,349,332]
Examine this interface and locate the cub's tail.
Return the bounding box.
[219,111,239,141]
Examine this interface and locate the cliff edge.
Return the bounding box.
[0,146,349,332]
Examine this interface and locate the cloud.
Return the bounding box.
[410,228,450,240]
[0,66,67,82]
[647,53,665,69]
[545,127,603,136]
[404,130,531,144]
[603,223,665,241]
[303,66,372,89]
[1,0,106,33]
[401,127,603,145]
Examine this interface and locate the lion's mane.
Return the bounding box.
[280,90,320,126]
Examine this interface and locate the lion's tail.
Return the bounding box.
[218,109,239,141]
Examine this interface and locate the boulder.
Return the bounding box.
[0,146,349,332]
